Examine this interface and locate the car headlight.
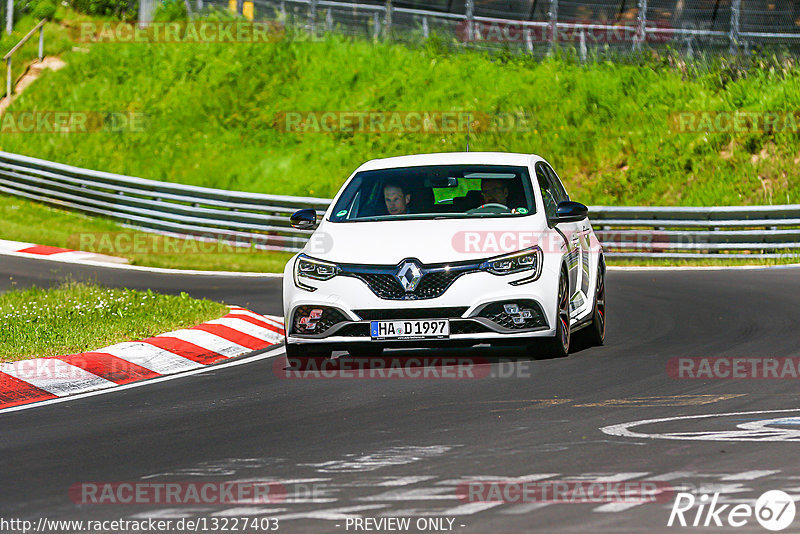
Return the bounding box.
[294,254,339,291]
[480,246,543,284]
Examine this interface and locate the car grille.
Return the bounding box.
[341,260,481,300]
[450,320,493,335]
[335,323,371,337]
[354,307,469,320]
[476,300,547,330]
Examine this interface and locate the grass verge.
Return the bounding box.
[0,280,229,362]
[1,19,799,206]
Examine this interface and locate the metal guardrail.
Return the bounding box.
[0,150,798,259]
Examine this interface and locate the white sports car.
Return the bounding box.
[282,152,605,358]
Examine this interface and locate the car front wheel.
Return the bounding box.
[579,262,605,347]
[528,268,570,358]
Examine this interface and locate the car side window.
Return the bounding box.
[542,163,569,204]
[535,163,558,220]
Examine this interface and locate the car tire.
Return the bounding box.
[539,267,571,358]
[577,261,605,347]
[348,345,384,358]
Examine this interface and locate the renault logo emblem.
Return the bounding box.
[395,261,422,292]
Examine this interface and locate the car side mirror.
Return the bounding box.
[290,208,318,230]
[554,201,588,223]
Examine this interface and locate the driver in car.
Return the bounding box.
[480,179,510,206]
[383,181,412,215]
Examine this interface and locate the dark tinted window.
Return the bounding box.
[330,164,536,222]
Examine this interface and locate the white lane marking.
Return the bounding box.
[601,409,800,442]
[100,342,204,374]
[500,503,552,514]
[358,487,454,501]
[205,317,284,343]
[270,505,387,521]
[303,446,454,473]
[155,329,250,357]
[593,502,644,513]
[377,476,436,487]
[0,359,115,396]
[131,508,213,519]
[648,471,696,481]
[423,502,503,516]
[212,507,287,516]
[435,473,560,485]
[0,249,282,277]
[562,472,650,482]
[0,346,285,415]
[720,470,781,480]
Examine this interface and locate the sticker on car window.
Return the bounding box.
[336,210,348,217]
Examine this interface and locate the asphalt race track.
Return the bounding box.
[2,254,800,533]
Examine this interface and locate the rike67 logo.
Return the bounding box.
[668,490,796,531]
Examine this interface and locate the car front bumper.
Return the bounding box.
[283,262,561,348]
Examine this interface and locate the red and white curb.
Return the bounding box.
[0,239,129,264]
[0,306,285,410]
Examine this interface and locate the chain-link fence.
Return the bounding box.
[183,0,800,57]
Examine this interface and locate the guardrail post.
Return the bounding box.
[579,28,586,61]
[373,11,380,40]
[308,0,317,35]
[5,0,11,34]
[524,26,533,53]
[422,15,428,38]
[729,0,740,54]
[634,0,647,50]
[5,58,10,97]
[38,24,44,61]
[325,8,333,32]
[548,0,558,52]
[384,0,392,39]
[465,0,474,42]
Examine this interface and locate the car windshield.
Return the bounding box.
[329,164,536,222]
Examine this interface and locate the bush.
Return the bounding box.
[69,0,137,21]
[152,0,188,22]
[32,0,56,19]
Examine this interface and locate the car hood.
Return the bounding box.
[303,216,547,265]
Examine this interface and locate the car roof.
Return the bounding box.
[355,152,543,172]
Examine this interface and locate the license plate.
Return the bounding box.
[370,319,449,340]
